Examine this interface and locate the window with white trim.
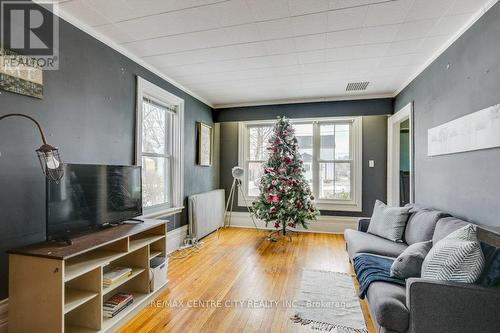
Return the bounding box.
[238,117,362,212]
[136,77,184,216]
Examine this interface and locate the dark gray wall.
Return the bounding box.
[395,1,500,227]
[0,6,217,299]
[216,99,391,217]
[215,98,393,122]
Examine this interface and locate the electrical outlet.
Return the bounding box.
[369,160,375,168]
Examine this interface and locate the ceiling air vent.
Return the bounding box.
[346,81,370,91]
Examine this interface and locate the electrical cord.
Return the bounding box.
[167,232,217,260]
[167,243,202,260]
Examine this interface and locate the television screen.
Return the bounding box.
[46,164,142,240]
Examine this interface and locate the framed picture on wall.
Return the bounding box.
[0,48,44,99]
[197,122,212,166]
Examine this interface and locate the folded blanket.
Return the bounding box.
[353,253,405,299]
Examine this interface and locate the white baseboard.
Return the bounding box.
[0,298,7,333]
[226,212,359,234]
[166,225,188,253]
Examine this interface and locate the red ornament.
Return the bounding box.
[266,194,280,203]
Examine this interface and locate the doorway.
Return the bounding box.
[387,102,414,207]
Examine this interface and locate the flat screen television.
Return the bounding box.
[46,163,142,241]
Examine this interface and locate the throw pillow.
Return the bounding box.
[404,209,449,245]
[390,240,432,279]
[421,224,485,283]
[367,200,411,242]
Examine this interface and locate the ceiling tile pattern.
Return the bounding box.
[53,0,492,106]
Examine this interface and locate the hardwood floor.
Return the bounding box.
[119,228,375,333]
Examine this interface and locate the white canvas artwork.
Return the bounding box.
[198,122,212,166]
[428,103,500,156]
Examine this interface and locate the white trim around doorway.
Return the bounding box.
[387,102,414,207]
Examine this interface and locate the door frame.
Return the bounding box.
[387,102,414,206]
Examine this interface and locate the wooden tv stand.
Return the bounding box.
[8,220,168,333]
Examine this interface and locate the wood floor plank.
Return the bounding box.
[118,228,375,333]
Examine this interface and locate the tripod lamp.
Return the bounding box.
[223,166,258,229]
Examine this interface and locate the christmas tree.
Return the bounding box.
[252,116,319,235]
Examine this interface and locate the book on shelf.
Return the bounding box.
[103,267,132,286]
[103,292,134,318]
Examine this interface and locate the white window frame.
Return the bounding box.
[238,117,362,212]
[136,77,184,217]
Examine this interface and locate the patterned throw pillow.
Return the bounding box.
[391,240,432,279]
[421,224,485,283]
[367,200,411,242]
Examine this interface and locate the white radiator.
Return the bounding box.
[188,189,225,240]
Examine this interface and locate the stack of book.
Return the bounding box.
[103,292,134,318]
[103,267,132,287]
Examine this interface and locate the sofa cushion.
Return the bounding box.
[404,209,449,245]
[367,200,411,242]
[366,281,409,333]
[432,217,469,244]
[391,240,432,279]
[422,224,485,283]
[344,229,408,262]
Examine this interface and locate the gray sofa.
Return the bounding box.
[344,206,500,333]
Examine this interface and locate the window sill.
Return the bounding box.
[316,202,362,212]
[141,206,184,219]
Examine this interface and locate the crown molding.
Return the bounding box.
[394,0,499,96]
[33,1,214,108]
[213,93,395,109]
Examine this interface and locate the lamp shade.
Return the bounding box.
[36,144,64,182]
[232,166,244,180]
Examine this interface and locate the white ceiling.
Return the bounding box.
[49,0,494,107]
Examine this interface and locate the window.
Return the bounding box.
[238,117,362,211]
[318,123,352,200]
[246,125,273,196]
[141,99,173,208]
[136,77,184,216]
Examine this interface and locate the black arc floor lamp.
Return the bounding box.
[0,113,64,182]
